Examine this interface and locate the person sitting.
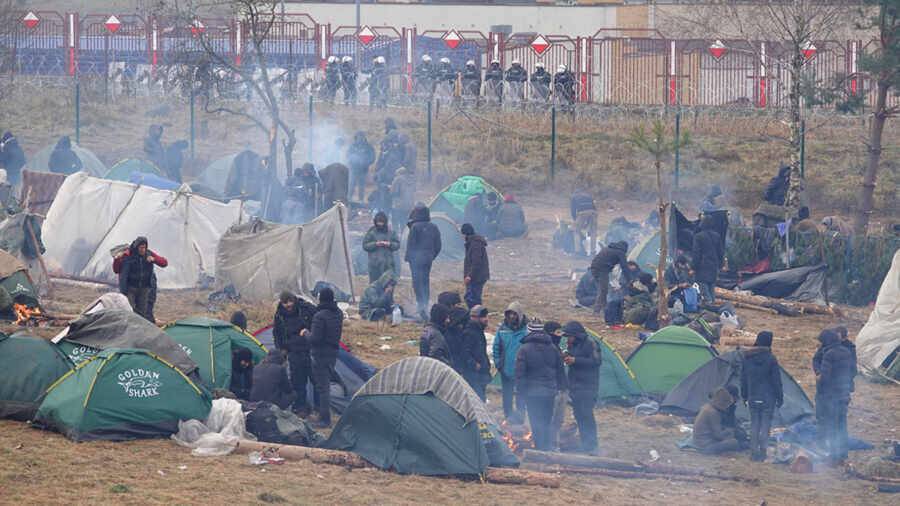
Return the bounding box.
[250,350,296,410]
[821,216,853,237]
[692,387,743,454]
[623,272,657,327]
[230,347,254,400]
[496,194,527,238]
[48,136,83,175]
[358,272,396,321]
[575,271,598,308]
[793,206,819,235]
[664,255,696,310]
[419,303,452,366]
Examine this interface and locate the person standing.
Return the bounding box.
[515,319,567,451]
[590,241,629,315]
[570,189,597,256]
[347,131,375,203]
[562,321,601,455]
[390,167,416,231]
[419,303,452,366]
[117,237,165,321]
[113,241,167,323]
[814,328,855,465]
[143,125,166,170]
[740,331,784,461]
[493,302,528,421]
[461,305,492,400]
[0,132,26,187]
[691,215,725,305]
[307,287,343,428]
[273,291,315,416]
[461,223,490,309]
[362,211,400,283]
[405,203,442,320]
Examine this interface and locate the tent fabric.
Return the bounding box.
[660,350,814,427]
[26,142,107,177]
[0,212,48,294]
[0,333,73,420]
[585,330,644,403]
[19,170,67,216]
[80,292,132,315]
[43,173,246,289]
[0,249,40,308]
[215,204,354,301]
[856,249,900,378]
[34,348,212,441]
[105,158,163,182]
[427,175,503,224]
[52,309,198,376]
[401,212,462,263]
[626,326,717,397]
[196,150,264,200]
[0,248,28,279]
[128,171,180,191]
[739,264,828,303]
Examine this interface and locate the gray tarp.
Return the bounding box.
[856,249,900,376]
[739,264,828,303]
[51,309,197,376]
[215,204,354,301]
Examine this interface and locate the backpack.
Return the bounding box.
[683,285,700,313]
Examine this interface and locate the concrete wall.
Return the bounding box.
[285,3,618,36]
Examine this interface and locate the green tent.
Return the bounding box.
[0,249,40,311]
[56,340,101,366]
[195,150,263,200]
[26,142,108,177]
[585,329,644,404]
[104,158,163,182]
[0,333,73,420]
[400,212,465,262]
[428,176,502,224]
[34,348,212,441]
[626,326,717,398]
[163,316,267,389]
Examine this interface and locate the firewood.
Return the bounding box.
[234,440,371,468]
[522,450,644,472]
[484,468,560,488]
[526,464,704,483]
[714,288,839,316]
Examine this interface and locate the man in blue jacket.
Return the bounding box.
[492,301,527,422]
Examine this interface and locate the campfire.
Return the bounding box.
[13,303,45,326]
[500,420,534,454]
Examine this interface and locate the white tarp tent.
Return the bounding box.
[43,173,246,289]
[216,204,355,301]
[856,249,900,378]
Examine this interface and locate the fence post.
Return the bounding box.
[674,108,681,189]
[550,105,557,181]
[800,119,806,179]
[189,88,196,161]
[427,99,432,182]
[75,80,81,144]
[104,32,110,104]
[308,94,314,160]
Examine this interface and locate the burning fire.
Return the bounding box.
[13,303,43,325]
[499,420,534,453]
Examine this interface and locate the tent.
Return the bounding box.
[856,249,900,380]
[163,317,267,390]
[427,175,503,224]
[626,326,717,397]
[43,173,245,289]
[216,204,354,300]
[195,150,265,200]
[584,329,644,404]
[0,333,73,420]
[19,170,68,216]
[26,142,107,177]
[660,350,814,426]
[738,264,828,304]
[399,212,464,262]
[104,158,163,182]
[323,356,518,475]
[53,309,198,376]
[34,348,212,441]
[0,249,40,310]
[0,212,49,295]
[128,171,180,191]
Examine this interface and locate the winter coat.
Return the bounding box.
[250,351,294,405]
[816,335,855,402]
[48,137,82,175]
[493,302,528,378]
[691,228,724,284]
[515,331,567,398]
[570,191,596,221]
[420,323,452,366]
[308,302,343,363]
[273,299,316,353]
[813,339,857,392]
[497,201,527,238]
[740,347,784,409]
[461,319,492,386]
[444,308,471,372]
[230,359,253,400]
[359,272,394,321]
[566,331,601,397]
[623,283,655,325]
[347,139,375,173]
[0,135,26,185]
[530,69,552,87]
[591,242,629,278]
[464,234,490,284]
[113,249,168,274]
[391,169,416,213]
[505,65,528,83]
[764,167,790,206]
[664,264,692,288]
[575,271,598,307]
[363,224,400,279]
[118,245,155,293]
[320,163,350,206]
[692,388,736,449]
[405,206,442,266]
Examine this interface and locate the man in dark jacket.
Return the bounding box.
[405,203,442,318]
[420,303,452,366]
[363,211,401,283]
[764,165,791,206]
[590,241,629,315]
[693,387,742,454]
[462,223,490,309]
[308,287,343,428]
[664,255,694,309]
[359,271,396,321]
[273,291,316,416]
[740,331,784,461]
[691,216,724,305]
[515,319,567,451]
[444,306,471,374]
[570,189,597,256]
[118,237,162,321]
[461,60,482,98]
[0,132,26,187]
[230,347,254,400]
[485,59,504,103]
[530,62,552,101]
[814,328,855,465]
[575,271,598,308]
[505,59,528,101]
[48,136,83,175]
[163,140,188,183]
[437,291,463,309]
[562,321,601,454]
[461,305,492,400]
[143,124,166,170]
[347,131,375,203]
[497,194,527,238]
[250,350,296,409]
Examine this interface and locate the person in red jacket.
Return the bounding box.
[113,241,168,322]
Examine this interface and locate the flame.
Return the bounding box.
[13,304,43,325]
[498,420,534,454]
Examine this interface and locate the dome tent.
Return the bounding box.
[34,348,212,441]
[26,142,107,177]
[104,158,163,182]
[0,249,40,312]
[427,175,503,224]
[195,150,265,200]
[626,326,717,398]
[583,328,644,404]
[0,333,73,421]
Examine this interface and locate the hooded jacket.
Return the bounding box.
[48,136,83,175]
[591,241,629,278]
[0,133,26,185]
[493,302,528,378]
[816,332,855,401]
[405,206,442,266]
[420,304,452,366]
[118,237,154,293]
[464,233,490,284]
[691,220,724,284]
[461,318,492,386]
[362,213,400,278]
[250,351,294,405]
[570,190,596,221]
[273,297,317,353]
[359,271,395,320]
[308,300,343,363]
[497,200,527,238]
[347,135,375,172]
[692,387,736,449]
[444,306,471,371]
[515,330,567,398]
[564,324,601,396]
[813,338,857,392]
[740,347,784,408]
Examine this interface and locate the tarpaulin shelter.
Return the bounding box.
[215,204,354,301]
[104,158,163,182]
[196,150,265,201]
[427,175,502,224]
[660,350,814,426]
[0,333,73,420]
[26,142,107,177]
[0,212,48,294]
[738,264,828,304]
[34,348,212,441]
[323,357,518,475]
[43,173,245,289]
[856,249,900,380]
[626,326,717,397]
[0,248,40,310]
[163,317,267,390]
[52,309,198,377]
[19,170,67,215]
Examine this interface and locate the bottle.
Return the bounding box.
[391,305,402,326]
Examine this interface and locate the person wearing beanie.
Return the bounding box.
[562,320,601,455]
[462,223,490,309]
[438,291,462,308]
[515,318,567,451]
[307,287,344,428]
[813,328,854,465]
[460,305,492,400]
[363,211,401,284]
[405,202,442,320]
[740,330,783,461]
[273,291,317,416]
[230,311,248,332]
[544,321,563,348]
[420,303,452,366]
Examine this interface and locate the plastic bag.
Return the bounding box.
[171,398,254,456]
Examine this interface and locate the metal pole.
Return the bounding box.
[355,0,361,30]
[189,88,196,161]
[104,34,109,104]
[308,94,314,161]
[75,81,81,144]
[674,108,681,189]
[427,99,433,181]
[550,105,557,181]
[799,119,806,179]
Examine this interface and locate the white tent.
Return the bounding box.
[216,204,355,301]
[43,173,246,289]
[856,249,900,379]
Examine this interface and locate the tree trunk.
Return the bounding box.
[853,82,888,235]
[785,52,804,210]
[262,121,279,220]
[283,128,297,179]
[656,158,669,323]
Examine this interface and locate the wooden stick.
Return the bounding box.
[714,287,839,316]
[234,440,371,468]
[484,468,560,488]
[24,218,53,299]
[522,449,644,472]
[526,464,704,483]
[730,301,780,315]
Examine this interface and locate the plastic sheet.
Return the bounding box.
[172,398,254,456]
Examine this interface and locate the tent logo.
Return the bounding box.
[13,283,29,293]
[117,369,163,398]
[67,345,98,365]
[178,344,193,356]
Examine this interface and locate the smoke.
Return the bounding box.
[297,119,352,173]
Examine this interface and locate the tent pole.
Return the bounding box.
[337,204,355,301]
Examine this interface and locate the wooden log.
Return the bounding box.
[522,449,643,472]
[526,464,704,483]
[730,301,780,315]
[234,440,371,468]
[484,468,560,488]
[714,288,839,316]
